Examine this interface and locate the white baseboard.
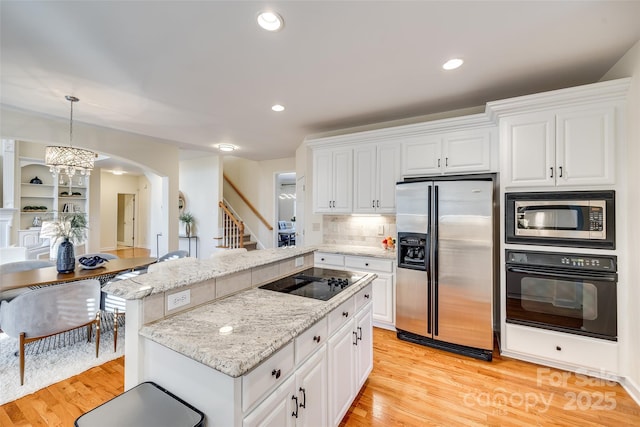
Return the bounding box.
[100,246,117,251]
[622,375,640,406]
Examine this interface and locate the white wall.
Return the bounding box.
[602,39,640,401]
[1,106,180,254]
[296,142,322,246]
[223,156,295,248]
[179,155,222,258]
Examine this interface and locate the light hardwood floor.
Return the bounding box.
[2,328,638,426]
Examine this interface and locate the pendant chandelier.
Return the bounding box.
[45,95,96,183]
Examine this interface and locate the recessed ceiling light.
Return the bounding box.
[443,58,464,70]
[218,144,236,152]
[272,104,285,112]
[257,11,283,31]
[111,170,125,176]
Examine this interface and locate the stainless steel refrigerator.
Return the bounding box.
[395,177,495,360]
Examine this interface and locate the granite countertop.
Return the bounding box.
[102,246,316,300]
[315,244,396,260]
[139,273,376,378]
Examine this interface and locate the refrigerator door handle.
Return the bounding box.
[433,184,439,336]
[427,185,432,335]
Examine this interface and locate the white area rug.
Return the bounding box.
[0,329,124,405]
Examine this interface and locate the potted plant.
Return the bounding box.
[179,211,195,237]
[41,212,88,273]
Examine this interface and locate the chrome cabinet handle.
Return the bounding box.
[445,157,448,167]
[357,326,363,341]
[313,335,321,343]
[342,311,349,317]
[550,167,554,178]
[559,166,563,177]
[353,331,358,345]
[438,158,441,168]
[272,369,281,379]
[372,200,375,208]
[364,294,370,299]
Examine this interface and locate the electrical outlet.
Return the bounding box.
[167,289,190,311]
[295,256,304,267]
[378,225,385,236]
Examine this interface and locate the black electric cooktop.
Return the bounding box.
[259,267,366,301]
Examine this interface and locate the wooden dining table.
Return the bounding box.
[0,257,157,292]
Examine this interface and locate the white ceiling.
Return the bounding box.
[2,1,639,167]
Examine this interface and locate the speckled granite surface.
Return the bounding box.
[315,244,397,260]
[102,246,316,299]
[139,274,375,377]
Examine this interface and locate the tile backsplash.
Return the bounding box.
[323,215,397,247]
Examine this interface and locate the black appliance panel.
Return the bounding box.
[259,267,365,301]
[397,232,428,271]
[506,250,617,341]
[505,191,615,249]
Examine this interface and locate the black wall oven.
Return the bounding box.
[506,250,617,341]
[505,190,615,249]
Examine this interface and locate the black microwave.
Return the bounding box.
[505,191,615,249]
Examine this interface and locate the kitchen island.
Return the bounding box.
[102,246,376,426]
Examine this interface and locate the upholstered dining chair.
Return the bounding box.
[0,260,55,303]
[0,279,102,385]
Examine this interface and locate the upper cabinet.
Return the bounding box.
[307,114,497,215]
[400,127,494,177]
[500,105,616,188]
[313,147,353,213]
[488,78,630,189]
[353,142,401,214]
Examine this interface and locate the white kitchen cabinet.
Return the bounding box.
[353,142,401,213]
[327,315,357,426]
[354,304,373,389]
[500,102,617,188]
[328,299,373,426]
[401,128,493,177]
[294,347,328,427]
[312,147,352,213]
[319,253,396,330]
[243,375,296,427]
[504,323,618,376]
[245,348,327,427]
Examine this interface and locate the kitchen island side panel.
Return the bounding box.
[143,338,243,427]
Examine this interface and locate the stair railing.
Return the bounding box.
[218,201,245,249]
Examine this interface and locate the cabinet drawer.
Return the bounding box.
[355,283,373,311]
[345,256,393,273]
[328,297,355,336]
[505,324,618,374]
[314,252,345,268]
[242,342,295,413]
[295,317,328,365]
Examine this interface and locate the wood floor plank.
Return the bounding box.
[2,324,638,426]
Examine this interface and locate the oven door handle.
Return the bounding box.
[506,266,617,282]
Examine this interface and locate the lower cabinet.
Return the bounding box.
[328,303,373,425]
[294,348,328,427]
[244,349,327,427]
[316,252,396,330]
[504,323,618,376]
[243,375,296,427]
